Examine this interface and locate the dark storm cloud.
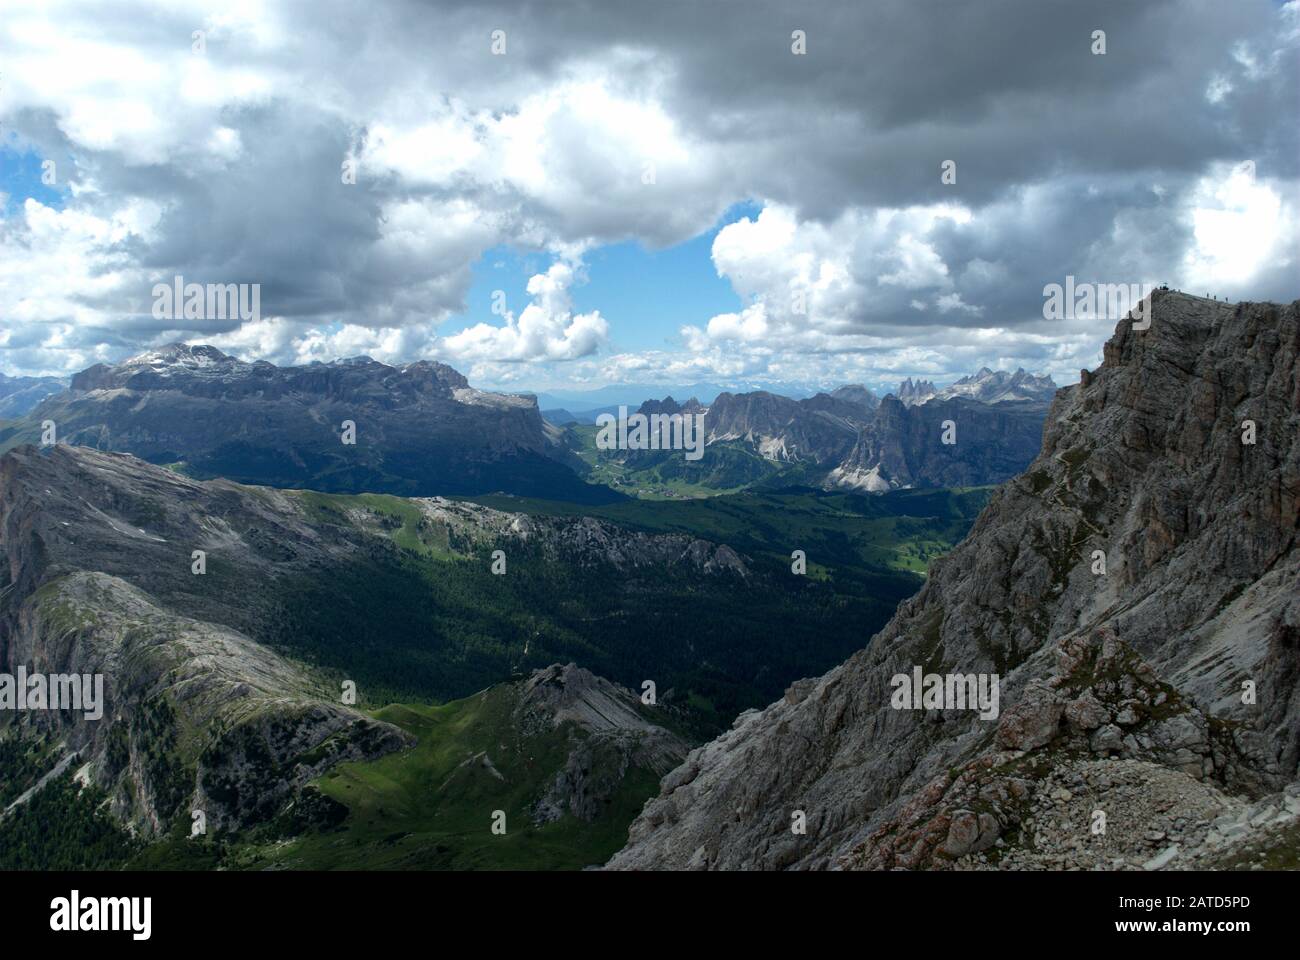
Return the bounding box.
[383,0,1297,211]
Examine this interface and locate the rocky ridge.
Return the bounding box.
[916,368,1058,406]
[607,291,1299,870]
[827,395,1051,493]
[688,378,1051,493]
[516,664,690,824]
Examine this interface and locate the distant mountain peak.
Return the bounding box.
[895,377,938,405]
[71,344,483,400]
[0,370,69,418]
[898,367,1057,406]
[9,346,624,503]
[129,342,237,366]
[829,384,879,410]
[636,396,705,416]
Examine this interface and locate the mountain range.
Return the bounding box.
[893,368,1058,406]
[0,371,68,419]
[569,367,1057,497]
[0,344,617,504]
[4,293,1293,873]
[1,345,1057,504]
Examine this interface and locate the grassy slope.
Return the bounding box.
[290,489,456,557]
[216,683,665,871]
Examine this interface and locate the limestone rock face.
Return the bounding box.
[701,381,1051,494]
[518,664,689,825]
[607,292,1300,870]
[829,395,1049,492]
[703,390,862,465]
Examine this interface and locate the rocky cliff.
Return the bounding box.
[608,291,1299,870]
[895,377,938,406]
[516,664,689,825]
[581,370,1055,496]
[703,390,861,465]
[692,381,1050,493]
[826,396,1049,493]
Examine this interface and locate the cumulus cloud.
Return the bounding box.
[202,258,608,370]
[0,194,162,373]
[441,260,609,362]
[672,159,1297,390]
[0,0,1296,390]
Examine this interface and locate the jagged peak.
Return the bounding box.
[126,342,237,366]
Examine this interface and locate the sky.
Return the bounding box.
[0,0,1296,397]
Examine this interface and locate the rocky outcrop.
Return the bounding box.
[356,491,751,577]
[607,291,1299,870]
[517,664,690,825]
[591,371,1054,495]
[895,377,938,406]
[704,390,861,465]
[698,380,1050,492]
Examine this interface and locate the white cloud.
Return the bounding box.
[0,196,160,373]
[704,303,769,343]
[1181,162,1293,289]
[441,260,609,362]
[0,0,1296,393]
[203,258,612,368]
[360,109,486,186]
[692,201,978,354]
